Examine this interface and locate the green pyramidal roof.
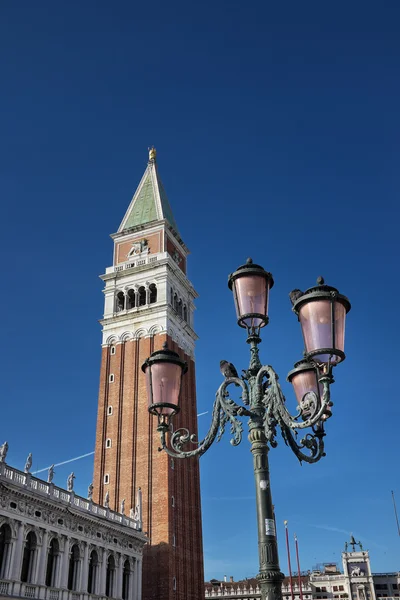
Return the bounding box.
[119,157,179,234]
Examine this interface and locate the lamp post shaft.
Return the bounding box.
[250,417,284,600]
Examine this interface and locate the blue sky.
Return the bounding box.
[1,0,400,580]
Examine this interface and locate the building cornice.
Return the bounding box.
[0,482,147,553]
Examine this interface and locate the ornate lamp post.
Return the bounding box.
[142,259,351,600]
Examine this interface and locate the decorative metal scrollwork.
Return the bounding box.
[158,346,333,467]
[159,378,247,458]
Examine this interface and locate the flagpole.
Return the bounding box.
[294,533,304,600]
[284,520,294,600]
[392,491,400,536]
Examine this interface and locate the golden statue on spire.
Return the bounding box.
[148,146,156,162]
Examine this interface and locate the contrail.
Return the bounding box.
[32,414,209,475]
[32,451,95,474]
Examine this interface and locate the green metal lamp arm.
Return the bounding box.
[254,364,331,463]
[157,378,250,459]
[157,362,331,466]
[279,421,326,464]
[257,365,332,431]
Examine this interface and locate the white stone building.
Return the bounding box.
[204,538,400,600]
[0,458,147,600]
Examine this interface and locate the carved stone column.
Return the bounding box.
[136,557,142,600]
[132,558,138,600]
[145,284,150,305]
[11,521,25,580]
[80,542,89,592]
[128,558,135,600]
[54,550,62,588]
[59,536,70,589]
[94,548,101,595]
[116,554,124,599]
[3,530,14,580]
[37,529,49,585]
[99,549,107,596]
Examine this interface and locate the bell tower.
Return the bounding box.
[93,149,204,600]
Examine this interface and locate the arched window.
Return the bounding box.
[183,305,188,322]
[116,292,125,312]
[178,299,183,317]
[0,523,12,579]
[122,559,130,600]
[20,531,37,583]
[149,284,157,304]
[105,555,116,598]
[67,544,80,591]
[87,550,99,594]
[173,293,178,311]
[138,287,146,307]
[127,289,135,310]
[45,537,60,587]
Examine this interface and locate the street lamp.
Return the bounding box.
[142,258,351,600]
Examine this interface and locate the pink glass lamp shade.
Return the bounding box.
[142,344,188,419]
[291,277,351,365]
[287,360,322,419]
[228,258,274,331]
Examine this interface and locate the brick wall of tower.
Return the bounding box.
[93,333,204,600]
[166,238,186,274]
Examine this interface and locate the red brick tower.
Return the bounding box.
[93,148,204,600]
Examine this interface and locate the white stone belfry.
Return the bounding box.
[100,149,198,357]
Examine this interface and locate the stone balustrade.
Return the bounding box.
[0,580,136,600]
[105,253,165,275]
[0,463,141,531]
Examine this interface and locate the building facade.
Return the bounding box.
[204,539,399,600]
[0,458,146,600]
[92,148,204,600]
